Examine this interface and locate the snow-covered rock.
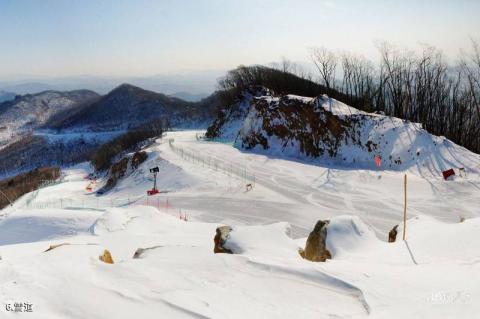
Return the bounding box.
[208,92,480,177]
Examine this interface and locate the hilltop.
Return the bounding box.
[207,89,480,178]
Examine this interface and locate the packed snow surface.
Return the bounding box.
[0,129,479,318]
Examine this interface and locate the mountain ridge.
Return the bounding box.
[44,83,215,131]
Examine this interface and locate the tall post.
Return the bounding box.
[153,172,157,191]
[403,174,407,241]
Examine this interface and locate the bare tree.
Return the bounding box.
[311,47,338,89]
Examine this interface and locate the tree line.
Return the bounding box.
[217,41,479,153]
[90,118,166,171]
[217,63,361,109]
[0,167,60,209]
[310,41,480,153]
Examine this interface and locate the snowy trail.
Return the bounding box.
[157,131,479,238]
[12,130,479,240]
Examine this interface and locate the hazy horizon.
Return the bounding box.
[1,0,479,81]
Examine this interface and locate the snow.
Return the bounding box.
[33,129,124,144]
[0,129,479,318]
[315,94,366,115]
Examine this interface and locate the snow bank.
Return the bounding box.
[1,197,479,318]
[224,222,300,258]
[0,209,102,245]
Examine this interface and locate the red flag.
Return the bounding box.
[374,155,382,168]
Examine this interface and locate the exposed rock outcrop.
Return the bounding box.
[98,151,148,193]
[301,220,332,262]
[237,95,352,158]
[388,225,399,243]
[131,151,148,170]
[214,226,233,254]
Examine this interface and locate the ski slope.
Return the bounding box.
[0,130,479,318]
[141,130,479,238]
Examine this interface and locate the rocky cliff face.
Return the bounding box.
[207,90,361,160]
[236,94,353,158]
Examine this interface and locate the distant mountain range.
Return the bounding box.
[0,82,222,177]
[45,83,217,131]
[0,71,223,101]
[0,89,99,147]
[0,83,220,145]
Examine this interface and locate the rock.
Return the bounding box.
[301,220,331,262]
[132,245,162,259]
[44,243,70,252]
[388,225,398,243]
[99,249,114,264]
[131,151,148,170]
[214,226,233,254]
[298,247,306,259]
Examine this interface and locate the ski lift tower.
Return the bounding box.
[147,166,160,195]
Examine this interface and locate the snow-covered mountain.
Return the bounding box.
[0,90,15,103]
[47,84,216,131]
[0,89,99,148]
[207,90,480,177]
[0,84,220,177]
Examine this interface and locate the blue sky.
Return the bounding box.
[0,0,479,78]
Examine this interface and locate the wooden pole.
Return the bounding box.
[403,174,407,240]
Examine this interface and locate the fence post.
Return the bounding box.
[403,174,407,241]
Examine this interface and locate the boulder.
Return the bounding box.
[99,249,114,264]
[214,226,233,254]
[388,225,399,243]
[301,220,331,262]
[131,151,148,169]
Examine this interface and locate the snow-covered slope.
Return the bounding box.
[208,92,480,177]
[0,130,478,318]
[0,90,99,148]
[0,200,478,318]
